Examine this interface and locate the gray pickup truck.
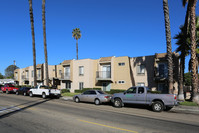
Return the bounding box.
[111,86,178,112]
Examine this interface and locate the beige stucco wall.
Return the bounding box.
[71,59,95,92]
[111,56,132,90]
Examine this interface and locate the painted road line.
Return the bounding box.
[78,119,139,133]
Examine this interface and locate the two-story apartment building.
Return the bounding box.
[14,53,179,94]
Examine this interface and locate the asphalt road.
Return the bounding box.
[0,93,199,133]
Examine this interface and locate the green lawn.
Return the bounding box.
[180,101,198,106]
[61,92,80,97]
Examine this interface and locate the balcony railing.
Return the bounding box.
[61,73,70,80]
[96,71,111,80]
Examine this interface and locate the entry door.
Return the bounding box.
[102,82,111,91]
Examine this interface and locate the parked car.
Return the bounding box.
[73,90,112,105]
[111,86,178,112]
[16,87,31,96]
[1,83,19,94]
[29,85,61,99]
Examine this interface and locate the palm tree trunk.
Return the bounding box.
[28,0,37,87]
[189,0,199,103]
[76,39,78,60]
[178,60,185,100]
[163,0,173,94]
[42,0,49,86]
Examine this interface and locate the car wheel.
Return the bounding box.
[164,106,173,111]
[152,101,164,112]
[94,99,100,105]
[23,92,27,96]
[6,90,9,94]
[16,91,19,95]
[75,97,80,103]
[29,92,33,97]
[42,92,46,99]
[114,98,122,108]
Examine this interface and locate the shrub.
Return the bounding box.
[75,90,82,93]
[106,89,125,94]
[147,90,161,94]
[61,89,70,93]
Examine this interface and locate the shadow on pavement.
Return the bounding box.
[0,99,50,119]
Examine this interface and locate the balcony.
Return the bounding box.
[60,73,70,80]
[154,73,168,81]
[96,71,111,81]
[21,75,29,81]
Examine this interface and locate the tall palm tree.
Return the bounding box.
[28,0,37,87]
[174,25,190,100]
[42,0,49,86]
[163,0,173,94]
[72,28,81,60]
[183,0,199,103]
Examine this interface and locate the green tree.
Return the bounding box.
[0,73,4,79]
[163,0,173,94]
[72,28,82,60]
[184,72,192,86]
[5,65,19,79]
[28,0,37,87]
[42,0,49,86]
[183,0,199,103]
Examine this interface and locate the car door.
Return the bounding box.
[136,87,146,104]
[81,91,90,102]
[87,90,97,102]
[123,87,137,103]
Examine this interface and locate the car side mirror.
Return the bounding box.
[124,91,127,95]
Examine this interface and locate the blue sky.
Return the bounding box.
[0,0,199,75]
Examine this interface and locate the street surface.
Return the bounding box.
[0,93,199,133]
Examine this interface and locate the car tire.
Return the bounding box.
[94,98,100,105]
[29,92,33,97]
[42,92,46,99]
[164,106,173,111]
[75,97,80,103]
[16,91,19,95]
[24,92,27,96]
[114,98,123,108]
[152,101,164,112]
[6,90,9,94]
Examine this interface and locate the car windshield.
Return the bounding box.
[97,90,106,94]
[7,84,15,87]
[40,86,48,89]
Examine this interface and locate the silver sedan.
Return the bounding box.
[73,90,111,105]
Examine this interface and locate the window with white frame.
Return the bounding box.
[79,66,84,76]
[137,65,145,75]
[118,80,125,84]
[118,62,125,66]
[79,82,84,90]
[137,82,145,86]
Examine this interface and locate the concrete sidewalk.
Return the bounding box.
[60,96,199,114]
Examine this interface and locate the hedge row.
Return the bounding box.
[74,88,125,94]
[74,88,101,93]
[61,89,70,93]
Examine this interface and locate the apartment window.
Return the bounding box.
[118,62,125,66]
[31,70,34,77]
[31,81,34,87]
[38,69,41,77]
[26,71,29,78]
[59,70,62,75]
[53,69,55,71]
[137,82,145,86]
[15,73,18,79]
[79,82,84,90]
[118,80,125,84]
[137,65,145,75]
[158,63,168,78]
[79,66,84,76]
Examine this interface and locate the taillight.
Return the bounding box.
[174,95,177,100]
[104,96,109,99]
